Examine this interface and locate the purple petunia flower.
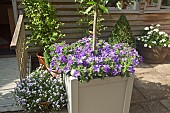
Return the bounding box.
[112,69,119,76]
[63,66,70,74]
[55,45,63,54]
[71,69,81,78]
[93,65,101,73]
[61,55,67,63]
[67,59,73,66]
[128,66,135,74]
[82,60,88,67]
[103,65,110,74]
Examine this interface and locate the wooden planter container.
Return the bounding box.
[64,75,135,113]
[137,45,168,64]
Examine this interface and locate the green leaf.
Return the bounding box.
[98,4,108,13]
[86,1,96,5]
[84,5,94,14]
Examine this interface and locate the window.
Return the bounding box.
[144,0,162,10]
[161,0,170,9]
[105,0,140,11]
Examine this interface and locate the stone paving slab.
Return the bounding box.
[160,98,170,111]
[129,104,147,113]
[134,72,170,100]
[0,96,16,107]
[0,81,17,90]
[0,70,19,80]
[140,100,170,113]
[0,105,23,113]
[0,57,22,112]
[154,64,170,75]
[131,87,147,104]
[0,89,14,99]
[0,79,19,87]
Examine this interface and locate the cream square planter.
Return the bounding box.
[64,75,135,113]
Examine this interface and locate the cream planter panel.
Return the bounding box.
[64,75,135,113]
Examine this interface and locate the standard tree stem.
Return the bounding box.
[92,5,97,51]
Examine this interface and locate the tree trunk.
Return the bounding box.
[92,5,98,51]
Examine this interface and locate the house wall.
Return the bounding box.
[16,0,170,43]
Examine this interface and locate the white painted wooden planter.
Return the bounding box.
[64,75,135,113]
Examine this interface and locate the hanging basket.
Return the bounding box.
[137,45,168,64]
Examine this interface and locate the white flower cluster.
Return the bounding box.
[137,24,170,48]
[14,65,67,112]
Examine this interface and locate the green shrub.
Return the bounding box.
[108,14,134,47]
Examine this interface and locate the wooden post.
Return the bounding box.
[7,7,15,36]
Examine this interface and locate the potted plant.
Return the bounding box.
[137,24,170,63]
[49,36,142,113]
[14,65,67,112]
[108,14,135,47]
[48,0,140,112]
[22,0,64,68]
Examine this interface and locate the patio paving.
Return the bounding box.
[0,56,23,113]
[0,56,170,113]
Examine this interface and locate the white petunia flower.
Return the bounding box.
[150,26,154,29]
[137,37,140,40]
[147,31,152,35]
[144,27,149,30]
[152,41,156,44]
[165,34,168,37]
[159,31,164,35]
[156,24,160,27]
[144,44,147,47]
[168,44,170,47]
[164,44,167,47]
[153,29,159,32]
[148,46,152,48]
[161,39,166,42]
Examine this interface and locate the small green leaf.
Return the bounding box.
[86,1,96,5]
[85,5,94,14]
[98,4,108,13]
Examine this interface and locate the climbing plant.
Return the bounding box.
[22,0,64,48]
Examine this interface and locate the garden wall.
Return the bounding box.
[16,0,170,43]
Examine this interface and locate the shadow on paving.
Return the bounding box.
[130,76,170,113]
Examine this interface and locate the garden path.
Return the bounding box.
[0,56,170,113]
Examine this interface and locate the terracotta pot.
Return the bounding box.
[36,52,47,69]
[46,67,59,78]
[38,102,50,106]
[137,45,168,64]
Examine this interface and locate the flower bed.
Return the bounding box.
[49,35,142,82]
